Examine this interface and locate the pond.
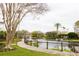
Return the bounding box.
[25,39,79,52]
[37,39,70,50]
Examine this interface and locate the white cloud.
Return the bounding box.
[17,3,79,33]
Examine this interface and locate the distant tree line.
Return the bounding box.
[0,30,79,41]
[31,31,44,39]
[45,31,57,40]
[31,31,79,40]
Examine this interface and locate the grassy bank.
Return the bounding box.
[0,40,58,56]
[64,39,79,42]
[0,45,58,56]
[50,48,72,52]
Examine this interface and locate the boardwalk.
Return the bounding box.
[17,39,79,56]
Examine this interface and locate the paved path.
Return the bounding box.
[17,39,78,56]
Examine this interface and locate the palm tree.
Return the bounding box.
[55,23,61,34]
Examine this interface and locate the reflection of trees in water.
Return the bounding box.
[68,42,79,53]
[24,39,79,53]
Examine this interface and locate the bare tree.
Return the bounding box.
[0,3,48,49]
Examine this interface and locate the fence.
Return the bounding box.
[24,40,79,52]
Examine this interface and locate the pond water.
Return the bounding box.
[37,39,70,50]
[26,39,71,50]
[25,39,79,52]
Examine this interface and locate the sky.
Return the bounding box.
[0,0,79,33]
[17,3,79,33]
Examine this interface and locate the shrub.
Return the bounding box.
[31,31,44,39]
[0,31,6,39]
[0,31,6,41]
[45,31,57,40]
[67,32,78,39]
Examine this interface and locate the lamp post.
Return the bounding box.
[60,27,65,52]
[60,38,63,51]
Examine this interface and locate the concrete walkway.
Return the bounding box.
[17,39,78,56]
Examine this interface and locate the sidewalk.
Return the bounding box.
[17,39,77,56]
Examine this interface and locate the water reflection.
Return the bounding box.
[68,42,79,52]
[25,39,79,52]
[38,39,70,50]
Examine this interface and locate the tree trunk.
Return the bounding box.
[5,31,15,49]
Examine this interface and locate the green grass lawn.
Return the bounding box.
[0,45,58,56]
[0,39,58,56]
[2,38,79,56]
[50,48,72,52]
[64,39,79,42]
